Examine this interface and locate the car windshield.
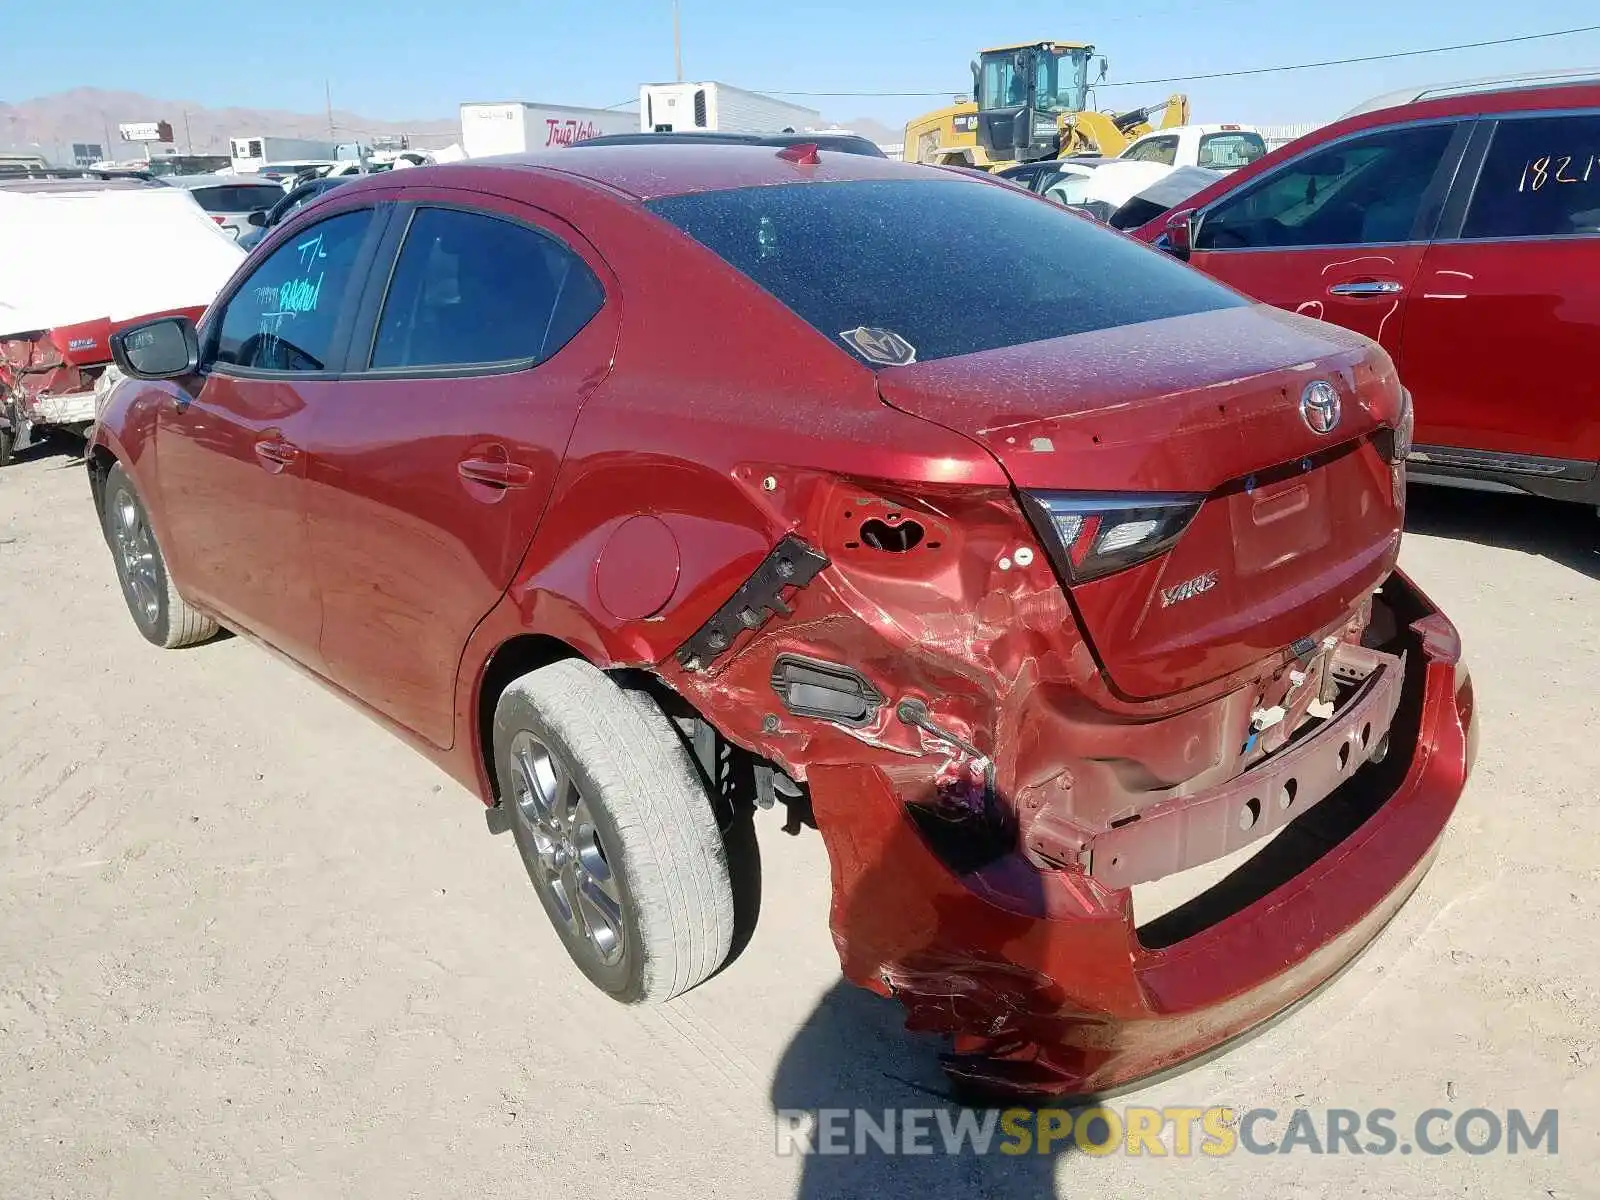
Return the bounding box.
[979,47,1090,115]
[646,178,1243,364]
[192,184,283,212]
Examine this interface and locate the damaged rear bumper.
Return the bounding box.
[1082,643,1404,890]
[807,569,1474,1099]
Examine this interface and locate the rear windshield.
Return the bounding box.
[646,178,1243,363]
[192,184,282,212]
[1197,132,1267,170]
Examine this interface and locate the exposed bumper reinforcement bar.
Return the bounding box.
[1083,643,1405,890]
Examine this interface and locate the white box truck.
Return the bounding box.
[459,102,637,157]
[639,83,822,134]
[228,136,339,174]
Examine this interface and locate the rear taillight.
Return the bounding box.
[211,215,227,225]
[1020,492,1202,584]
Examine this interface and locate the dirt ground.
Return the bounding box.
[2,441,1596,1199]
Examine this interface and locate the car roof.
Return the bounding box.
[160,174,282,189]
[1343,70,1600,117]
[0,175,160,194]
[283,176,348,198]
[439,143,933,202]
[573,130,887,158]
[1129,124,1261,137]
[999,156,1111,175]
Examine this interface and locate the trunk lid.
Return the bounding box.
[876,304,1404,699]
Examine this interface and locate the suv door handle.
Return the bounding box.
[1328,279,1404,297]
[458,457,533,489]
[253,438,300,467]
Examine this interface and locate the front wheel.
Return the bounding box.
[493,660,735,1003]
[101,462,218,648]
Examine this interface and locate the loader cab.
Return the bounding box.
[974,42,1098,164]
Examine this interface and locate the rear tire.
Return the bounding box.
[102,462,218,649]
[493,659,735,1003]
[0,425,13,468]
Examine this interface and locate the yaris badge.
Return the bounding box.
[1161,570,1219,607]
[1300,380,1341,435]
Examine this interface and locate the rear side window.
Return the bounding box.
[370,207,604,370]
[213,209,374,372]
[1197,131,1266,170]
[1461,114,1600,239]
[192,184,282,212]
[646,178,1243,363]
[1196,123,1456,250]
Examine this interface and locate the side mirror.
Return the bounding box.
[110,316,200,380]
[247,209,267,227]
[1160,207,1199,260]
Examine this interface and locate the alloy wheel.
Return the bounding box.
[110,487,161,626]
[508,731,627,965]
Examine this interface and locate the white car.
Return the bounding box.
[1118,124,1267,172]
[1040,161,1226,228]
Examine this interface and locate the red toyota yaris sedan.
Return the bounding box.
[89,144,1476,1098]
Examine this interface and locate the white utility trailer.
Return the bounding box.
[639,82,822,134]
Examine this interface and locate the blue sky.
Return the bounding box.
[11,1,1600,130]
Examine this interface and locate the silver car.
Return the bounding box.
[157,174,286,241]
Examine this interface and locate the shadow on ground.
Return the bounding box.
[1405,483,1599,580]
[770,981,1074,1198]
[763,797,1090,1199]
[5,431,87,472]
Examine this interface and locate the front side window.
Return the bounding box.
[1196,122,1456,250]
[1461,114,1600,239]
[648,177,1244,364]
[1125,137,1178,166]
[212,208,374,372]
[369,207,604,370]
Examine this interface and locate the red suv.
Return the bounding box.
[1138,76,1600,508]
[89,145,1475,1098]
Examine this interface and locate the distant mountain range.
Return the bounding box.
[1,88,900,163]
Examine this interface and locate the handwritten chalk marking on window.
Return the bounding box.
[296,232,326,268]
[277,274,324,316]
[1518,154,1597,192]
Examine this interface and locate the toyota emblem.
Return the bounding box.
[1300,381,1341,435]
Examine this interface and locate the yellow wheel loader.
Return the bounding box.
[903,41,1189,170]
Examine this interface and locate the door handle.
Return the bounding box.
[1328,279,1404,297]
[458,457,534,489]
[253,439,300,467]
